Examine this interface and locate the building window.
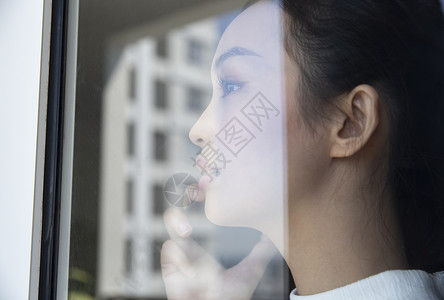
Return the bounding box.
[153,131,167,161]
[187,39,204,65]
[187,87,205,112]
[129,67,136,100]
[155,79,168,109]
[125,239,133,274]
[152,184,164,215]
[151,239,163,271]
[156,36,168,58]
[127,123,135,156]
[126,179,133,214]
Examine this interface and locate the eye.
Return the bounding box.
[220,79,243,98]
[224,83,240,94]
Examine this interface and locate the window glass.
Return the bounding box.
[68,1,290,299]
[127,123,135,156]
[66,1,444,299]
[128,68,136,100]
[125,239,133,274]
[152,183,164,215]
[156,36,168,59]
[153,131,167,161]
[187,38,204,65]
[126,179,133,214]
[155,79,168,109]
[187,86,205,112]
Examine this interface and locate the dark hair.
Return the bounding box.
[282,0,444,272]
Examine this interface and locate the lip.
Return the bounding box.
[198,174,213,190]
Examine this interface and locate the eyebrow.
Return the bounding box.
[215,47,262,68]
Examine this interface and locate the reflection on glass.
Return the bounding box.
[187,86,205,112]
[153,131,168,161]
[187,38,205,66]
[128,68,136,100]
[152,183,165,216]
[156,36,168,59]
[154,79,168,110]
[127,123,135,156]
[125,239,133,274]
[99,15,223,298]
[71,1,289,299]
[99,16,221,297]
[126,179,133,214]
[70,0,444,299]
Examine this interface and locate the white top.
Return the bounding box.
[290,270,444,300]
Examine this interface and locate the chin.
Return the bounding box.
[203,190,244,227]
[204,197,236,226]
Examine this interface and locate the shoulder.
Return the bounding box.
[290,270,444,300]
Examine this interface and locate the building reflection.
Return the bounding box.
[97,14,288,300]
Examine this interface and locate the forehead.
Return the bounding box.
[215,1,282,59]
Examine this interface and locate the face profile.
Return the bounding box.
[189,0,287,250]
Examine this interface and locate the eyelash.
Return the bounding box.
[218,78,243,98]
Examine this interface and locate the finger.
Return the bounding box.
[163,207,192,239]
[161,239,196,278]
[163,207,207,260]
[193,184,205,202]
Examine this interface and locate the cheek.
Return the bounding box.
[204,88,287,227]
[284,72,330,199]
[287,114,331,202]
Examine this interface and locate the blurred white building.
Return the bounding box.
[98,18,217,299]
[97,14,288,300]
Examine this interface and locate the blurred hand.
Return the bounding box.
[161,207,276,300]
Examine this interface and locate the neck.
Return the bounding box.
[286,164,408,295]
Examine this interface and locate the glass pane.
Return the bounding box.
[69,1,290,299]
[154,79,168,109]
[66,1,444,299]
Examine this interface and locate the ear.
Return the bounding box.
[330,85,379,158]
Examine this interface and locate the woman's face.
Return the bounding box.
[189,1,326,248]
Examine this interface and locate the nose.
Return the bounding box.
[189,101,216,148]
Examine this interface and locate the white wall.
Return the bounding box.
[0,0,45,299]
